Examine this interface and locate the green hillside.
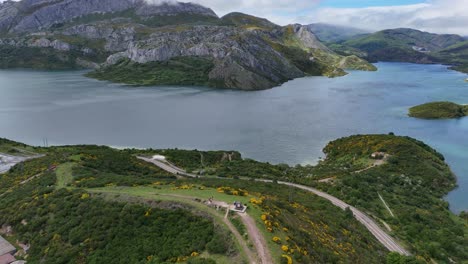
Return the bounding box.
[141,135,467,263]
[409,101,468,119]
[332,28,468,73]
[1,135,466,263]
[0,138,388,264]
[437,41,468,72]
[308,23,369,42]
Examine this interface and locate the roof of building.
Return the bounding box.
[0,236,15,257]
[0,253,15,264]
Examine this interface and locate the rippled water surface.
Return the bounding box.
[0,62,466,212]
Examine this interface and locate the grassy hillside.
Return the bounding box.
[1,135,466,263]
[0,46,86,70]
[0,142,235,264]
[344,28,463,53]
[341,29,435,63]
[0,138,392,264]
[333,28,468,73]
[141,135,467,263]
[221,12,278,30]
[314,135,466,262]
[86,57,221,87]
[436,41,468,73]
[409,101,468,119]
[308,23,369,42]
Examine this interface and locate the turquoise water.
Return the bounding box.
[0,62,466,212]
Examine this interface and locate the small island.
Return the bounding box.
[409,101,468,119]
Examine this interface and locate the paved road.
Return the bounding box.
[138,157,410,256]
[138,157,198,178]
[262,180,409,256]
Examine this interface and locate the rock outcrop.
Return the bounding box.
[292,24,330,52]
[0,0,217,33]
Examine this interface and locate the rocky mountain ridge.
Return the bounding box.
[0,0,217,33]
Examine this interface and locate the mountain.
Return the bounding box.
[0,0,218,33]
[308,23,370,42]
[330,28,468,72]
[437,40,468,72]
[0,0,375,90]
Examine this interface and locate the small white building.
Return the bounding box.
[152,155,166,161]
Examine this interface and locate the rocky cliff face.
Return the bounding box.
[0,0,217,33]
[0,1,19,32]
[0,0,375,90]
[292,24,330,52]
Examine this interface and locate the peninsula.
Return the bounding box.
[0,0,375,90]
[0,135,466,263]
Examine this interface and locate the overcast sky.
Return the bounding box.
[182,0,468,35]
[2,0,467,35]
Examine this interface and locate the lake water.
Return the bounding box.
[0,62,466,213]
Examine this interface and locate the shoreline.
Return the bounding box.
[1,135,464,214]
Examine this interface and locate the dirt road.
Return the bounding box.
[239,213,273,264]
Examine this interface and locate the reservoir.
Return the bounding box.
[0,62,466,212]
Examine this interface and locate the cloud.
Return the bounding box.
[306,0,468,36]
[2,0,467,35]
[186,0,320,24]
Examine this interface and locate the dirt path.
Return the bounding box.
[353,155,390,174]
[318,176,336,183]
[19,172,43,185]
[220,212,256,264]
[0,172,43,198]
[378,192,395,217]
[239,213,273,264]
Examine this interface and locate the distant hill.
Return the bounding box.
[329,28,468,72]
[308,23,370,42]
[437,40,468,72]
[344,28,464,53]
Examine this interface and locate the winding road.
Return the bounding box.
[264,181,409,256]
[138,157,198,178]
[138,156,410,256]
